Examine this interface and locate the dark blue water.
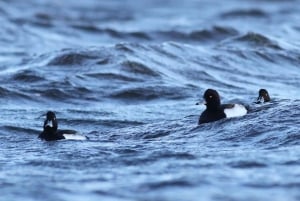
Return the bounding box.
[1,0,300,200]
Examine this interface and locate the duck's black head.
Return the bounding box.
[203,89,221,109]
[256,89,270,103]
[43,111,58,132]
[46,111,56,121]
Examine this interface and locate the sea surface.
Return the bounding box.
[1,0,300,201]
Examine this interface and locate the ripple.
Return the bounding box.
[12,70,44,82]
[221,9,269,18]
[141,179,194,190]
[156,26,239,43]
[84,72,141,82]
[0,87,32,100]
[121,60,161,78]
[47,50,101,66]
[2,125,38,135]
[33,88,73,100]
[228,160,267,169]
[150,151,197,160]
[110,86,188,101]
[235,32,282,49]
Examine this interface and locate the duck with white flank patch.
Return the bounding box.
[39,111,88,141]
[197,89,248,124]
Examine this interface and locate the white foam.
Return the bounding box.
[224,104,247,118]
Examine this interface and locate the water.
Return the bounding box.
[1,0,300,200]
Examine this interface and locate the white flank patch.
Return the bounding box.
[224,104,247,118]
[63,133,87,140]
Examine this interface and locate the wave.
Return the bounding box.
[109,85,190,101]
[2,39,299,106]
[0,86,10,96]
[70,25,239,43]
[157,26,239,42]
[228,160,268,169]
[110,99,300,150]
[47,50,103,66]
[0,86,33,100]
[221,9,268,18]
[121,60,161,78]
[141,179,194,190]
[192,100,300,149]
[12,69,45,82]
[2,125,38,135]
[84,72,141,82]
[30,86,95,101]
[237,32,282,49]
[219,32,282,49]
[71,25,151,40]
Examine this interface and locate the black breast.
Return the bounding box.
[38,126,65,141]
[198,109,226,124]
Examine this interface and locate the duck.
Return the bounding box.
[38,111,87,141]
[197,89,247,124]
[256,89,270,103]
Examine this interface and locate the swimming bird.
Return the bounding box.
[256,89,270,103]
[39,111,87,141]
[197,89,247,124]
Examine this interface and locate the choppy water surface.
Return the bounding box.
[1,0,300,200]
